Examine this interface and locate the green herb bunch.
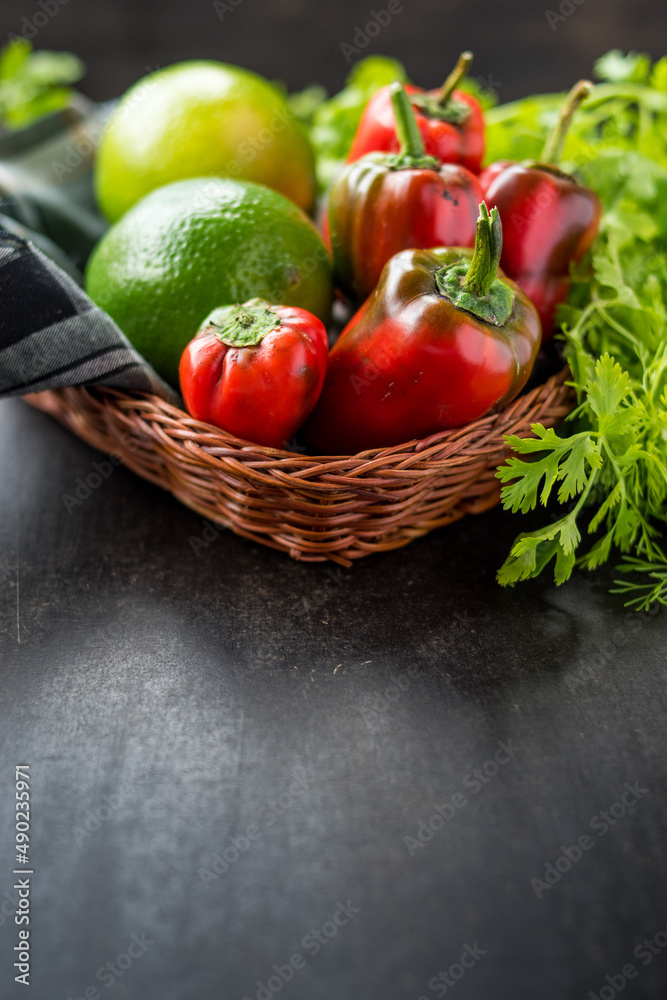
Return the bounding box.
[487,52,667,608]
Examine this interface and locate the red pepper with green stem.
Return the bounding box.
[179,299,329,450]
[330,83,483,304]
[347,52,485,173]
[305,204,541,455]
[480,80,602,339]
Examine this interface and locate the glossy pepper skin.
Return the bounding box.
[482,163,601,336]
[478,159,512,192]
[347,53,485,173]
[305,206,542,455]
[179,299,329,450]
[480,81,601,338]
[330,84,482,303]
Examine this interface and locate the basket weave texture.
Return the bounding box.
[25,367,573,565]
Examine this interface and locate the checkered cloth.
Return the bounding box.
[0,99,177,402]
[0,229,176,399]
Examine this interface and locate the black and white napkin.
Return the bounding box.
[0,96,177,404]
[0,228,177,401]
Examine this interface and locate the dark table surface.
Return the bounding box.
[2,1,667,997]
[1,395,666,1000]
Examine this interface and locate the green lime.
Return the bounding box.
[95,61,316,221]
[85,177,332,388]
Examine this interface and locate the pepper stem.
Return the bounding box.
[461,203,503,298]
[390,82,426,159]
[540,79,593,165]
[437,51,473,106]
[204,299,280,348]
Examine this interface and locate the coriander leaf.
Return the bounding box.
[346,55,406,92]
[498,514,580,587]
[651,57,667,93]
[580,530,615,571]
[23,51,85,87]
[497,449,561,512]
[594,50,651,85]
[0,40,85,130]
[458,76,498,111]
[557,434,601,502]
[584,354,635,432]
[290,55,408,192]
[497,423,601,514]
[287,84,327,126]
[604,203,659,247]
[0,38,31,80]
[612,553,667,608]
[497,535,560,586]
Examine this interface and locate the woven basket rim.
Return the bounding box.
[51,363,571,473]
[24,363,575,563]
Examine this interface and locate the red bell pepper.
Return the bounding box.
[480,80,601,338]
[347,52,484,173]
[305,203,541,455]
[330,83,483,303]
[179,299,329,450]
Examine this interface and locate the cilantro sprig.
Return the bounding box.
[0,38,84,131]
[497,355,667,590]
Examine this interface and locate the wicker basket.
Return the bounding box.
[25,366,573,565]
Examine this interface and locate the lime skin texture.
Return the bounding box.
[95,60,317,221]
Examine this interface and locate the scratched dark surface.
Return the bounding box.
[1,397,666,1000]
[1,1,667,998]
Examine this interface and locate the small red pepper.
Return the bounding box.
[179,299,329,450]
[330,83,483,304]
[347,52,484,173]
[305,204,541,455]
[480,80,601,338]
